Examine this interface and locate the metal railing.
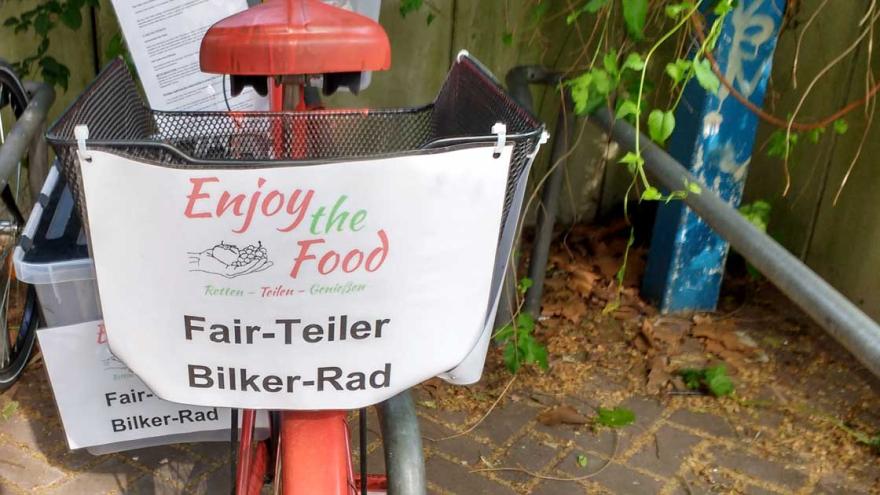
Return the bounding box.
[1,81,55,200]
[591,108,880,380]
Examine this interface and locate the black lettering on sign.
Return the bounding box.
[189,365,213,388]
[317,367,343,391]
[184,315,205,340]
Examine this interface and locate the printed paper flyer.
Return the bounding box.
[38,321,268,452]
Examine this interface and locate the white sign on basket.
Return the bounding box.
[80,146,514,410]
[38,320,268,453]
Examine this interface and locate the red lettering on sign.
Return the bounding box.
[184,177,219,218]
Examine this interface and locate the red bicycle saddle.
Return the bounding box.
[199,0,391,77]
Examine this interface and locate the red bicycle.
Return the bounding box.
[46,1,544,493]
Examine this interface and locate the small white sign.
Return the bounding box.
[38,320,267,453]
[80,145,512,410]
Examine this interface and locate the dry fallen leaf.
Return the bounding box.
[693,321,759,353]
[542,299,588,324]
[646,355,672,394]
[692,319,761,369]
[570,269,600,299]
[537,405,590,426]
[612,304,641,321]
[595,254,620,279]
[543,276,567,291]
[562,299,588,323]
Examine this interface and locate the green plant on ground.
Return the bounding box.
[678,364,735,397]
[595,406,636,427]
[493,277,549,374]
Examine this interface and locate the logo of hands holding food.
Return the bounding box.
[189,241,273,278]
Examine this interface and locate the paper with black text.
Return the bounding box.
[110,0,267,111]
[38,320,268,453]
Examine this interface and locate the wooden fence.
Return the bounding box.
[1,0,878,320]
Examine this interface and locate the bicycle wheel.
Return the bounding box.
[0,60,40,391]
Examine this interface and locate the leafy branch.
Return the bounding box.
[3,0,100,90]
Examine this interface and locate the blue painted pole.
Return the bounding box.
[642,0,787,313]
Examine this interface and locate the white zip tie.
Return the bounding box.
[74,125,91,162]
[491,123,507,159]
[527,130,550,161]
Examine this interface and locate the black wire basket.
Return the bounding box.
[46,55,544,235]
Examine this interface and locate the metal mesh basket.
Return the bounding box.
[46,56,544,233]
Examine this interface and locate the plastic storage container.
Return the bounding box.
[14,164,100,327]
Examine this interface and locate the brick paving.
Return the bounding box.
[1,289,879,494]
[0,365,877,494]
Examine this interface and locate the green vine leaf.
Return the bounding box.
[619,152,645,174]
[39,56,70,91]
[806,127,825,144]
[665,2,695,19]
[621,0,648,40]
[603,50,619,78]
[33,12,52,37]
[713,0,735,16]
[615,99,639,120]
[566,0,609,24]
[740,200,771,232]
[648,109,675,146]
[833,118,849,135]
[531,1,550,24]
[502,32,514,46]
[60,3,83,30]
[591,69,611,94]
[641,186,663,201]
[665,59,691,85]
[623,52,645,72]
[693,58,720,93]
[568,68,614,115]
[399,0,423,17]
[619,151,644,168]
[767,130,798,159]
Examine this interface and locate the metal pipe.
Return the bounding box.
[27,121,49,201]
[524,92,574,316]
[503,65,572,318]
[592,108,880,379]
[0,82,54,190]
[377,390,426,495]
